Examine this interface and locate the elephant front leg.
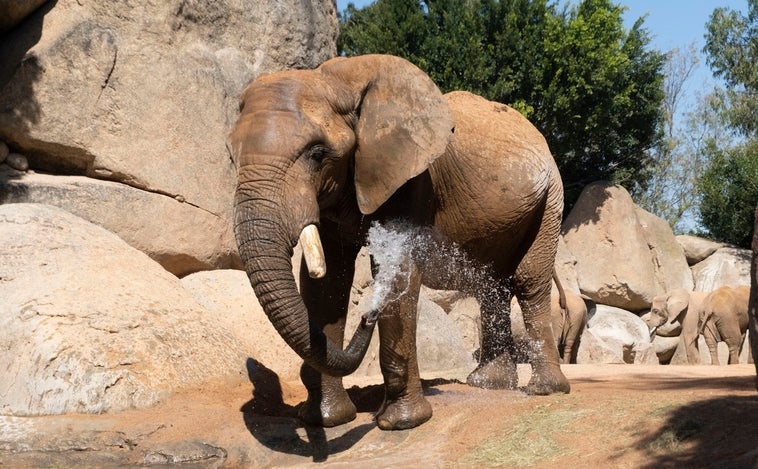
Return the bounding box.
[298,329,357,427]
[297,237,360,427]
[375,259,432,430]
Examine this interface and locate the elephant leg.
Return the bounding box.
[682,332,701,364]
[467,284,519,389]
[374,258,431,431]
[725,330,745,365]
[703,327,721,365]
[297,237,359,427]
[513,232,570,395]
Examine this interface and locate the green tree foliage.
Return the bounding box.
[338,0,665,209]
[698,0,758,247]
[698,141,758,247]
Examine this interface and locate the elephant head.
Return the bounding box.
[646,289,690,337]
[230,55,454,376]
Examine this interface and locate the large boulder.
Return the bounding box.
[0,168,237,276]
[577,305,655,364]
[562,181,692,311]
[0,203,248,416]
[180,269,302,382]
[0,0,338,275]
[676,235,725,265]
[691,247,751,291]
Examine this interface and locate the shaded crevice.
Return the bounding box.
[96,48,117,104]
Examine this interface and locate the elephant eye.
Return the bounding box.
[306,144,332,164]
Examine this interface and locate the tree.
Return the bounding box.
[338,0,665,210]
[636,45,711,233]
[697,0,758,247]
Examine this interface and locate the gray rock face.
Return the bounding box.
[676,235,725,265]
[562,181,692,311]
[691,247,751,291]
[577,305,652,364]
[0,203,248,416]
[0,0,338,275]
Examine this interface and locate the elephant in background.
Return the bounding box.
[698,285,750,365]
[231,54,568,431]
[643,289,709,364]
[551,274,589,364]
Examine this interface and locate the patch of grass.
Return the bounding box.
[459,402,589,467]
[646,418,701,452]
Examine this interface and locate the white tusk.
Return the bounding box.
[299,224,326,279]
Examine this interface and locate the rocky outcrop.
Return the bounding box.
[677,235,725,265]
[561,181,693,311]
[0,0,338,275]
[0,203,248,416]
[692,247,752,291]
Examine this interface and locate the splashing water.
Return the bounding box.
[366,222,415,311]
[366,221,545,363]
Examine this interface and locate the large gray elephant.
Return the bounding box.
[643,289,709,364]
[231,54,568,431]
[698,285,750,365]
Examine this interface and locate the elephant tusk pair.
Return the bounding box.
[299,224,326,279]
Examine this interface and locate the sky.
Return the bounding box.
[335,0,749,102]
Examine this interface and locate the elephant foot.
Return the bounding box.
[297,392,357,428]
[524,365,570,395]
[375,392,432,431]
[466,354,518,390]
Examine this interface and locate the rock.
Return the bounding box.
[347,292,476,380]
[555,234,581,293]
[676,234,725,265]
[5,152,28,171]
[0,0,338,274]
[0,168,239,276]
[632,342,660,365]
[635,207,694,293]
[650,335,680,364]
[180,269,302,382]
[691,247,751,291]
[577,305,651,364]
[576,329,626,364]
[0,203,248,416]
[448,296,481,360]
[562,181,691,311]
[0,0,48,34]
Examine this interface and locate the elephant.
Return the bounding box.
[698,285,750,365]
[643,289,709,364]
[230,54,568,431]
[551,274,588,364]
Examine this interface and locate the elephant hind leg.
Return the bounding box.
[511,195,569,395]
[467,282,519,390]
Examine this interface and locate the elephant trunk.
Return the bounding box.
[233,197,375,377]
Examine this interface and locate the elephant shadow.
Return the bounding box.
[240,358,377,462]
[240,358,455,462]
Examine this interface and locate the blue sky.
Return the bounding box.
[335,0,749,96]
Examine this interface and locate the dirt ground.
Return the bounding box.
[1,364,756,468]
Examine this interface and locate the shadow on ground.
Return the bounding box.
[239,358,457,463]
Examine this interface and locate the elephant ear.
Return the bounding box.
[319,54,454,215]
[666,290,690,322]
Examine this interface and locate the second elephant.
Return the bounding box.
[698,285,750,365]
[643,289,709,364]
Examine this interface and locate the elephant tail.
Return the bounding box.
[553,268,567,313]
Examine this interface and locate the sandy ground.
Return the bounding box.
[1,364,757,468]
